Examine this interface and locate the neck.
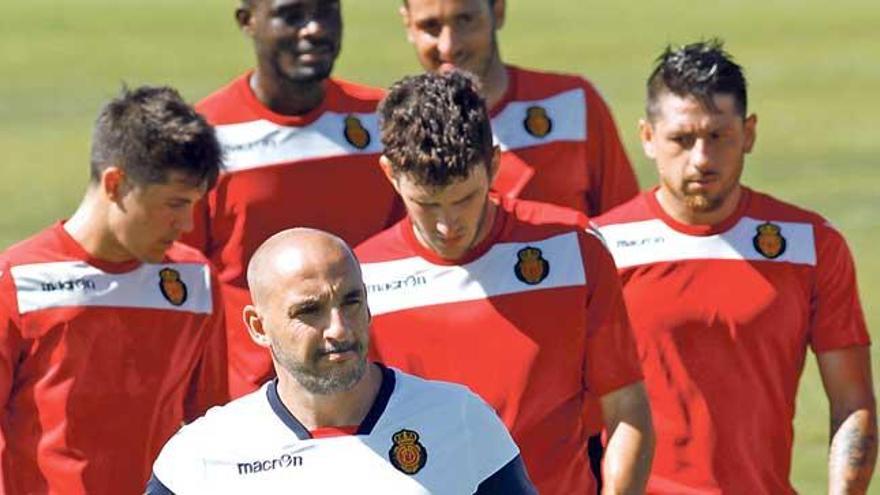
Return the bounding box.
[656,185,743,226]
[482,58,509,109]
[276,363,383,431]
[250,70,326,116]
[64,189,135,263]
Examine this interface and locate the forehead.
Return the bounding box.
[653,93,740,130]
[274,246,362,294]
[406,0,489,18]
[135,172,207,198]
[397,166,488,201]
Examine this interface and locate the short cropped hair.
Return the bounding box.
[89,86,222,189]
[646,39,748,120]
[379,71,493,187]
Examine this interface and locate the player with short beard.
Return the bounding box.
[183,0,401,400]
[147,228,538,494]
[594,40,876,494]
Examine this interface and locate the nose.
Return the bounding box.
[177,206,196,234]
[437,25,460,63]
[323,307,353,343]
[434,209,460,238]
[689,138,711,171]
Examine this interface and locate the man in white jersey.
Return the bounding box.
[147,228,536,494]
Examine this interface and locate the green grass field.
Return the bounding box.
[1,0,878,491]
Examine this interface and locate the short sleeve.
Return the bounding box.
[580,233,643,397]
[150,425,205,494]
[582,81,639,216]
[809,225,870,352]
[463,392,523,487]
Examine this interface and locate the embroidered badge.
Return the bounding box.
[523,106,552,138]
[753,222,787,259]
[514,246,550,285]
[158,268,188,306]
[343,115,370,149]
[389,429,427,475]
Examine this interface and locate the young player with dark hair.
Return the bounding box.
[0,86,227,494]
[356,71,655,495]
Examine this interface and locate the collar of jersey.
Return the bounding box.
[265,363,396,440]
[236,70,337,127]
[645,186,753,237]
[54,221,145,274]
[400,195,509,266]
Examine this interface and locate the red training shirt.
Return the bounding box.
[0,223,227,494]
[595,188,871,494]
[182,72,401,398]
[356,197,643,495]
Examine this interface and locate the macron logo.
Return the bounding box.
[237,454,303,475]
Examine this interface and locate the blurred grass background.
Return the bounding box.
[1,0,877,491]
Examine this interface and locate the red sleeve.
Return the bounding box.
[583,83,639,216]
[178,195,211,255]
[0,266,23,408]
[809,225,870,353]
[580,232,643,396]
[183,270,228,421]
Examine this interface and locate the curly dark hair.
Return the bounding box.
[646,39,748,120]
[379,70,493,187]
[89,85,222,189]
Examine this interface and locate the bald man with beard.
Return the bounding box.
[146,229,537,494]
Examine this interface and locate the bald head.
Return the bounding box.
[247,228,362,308]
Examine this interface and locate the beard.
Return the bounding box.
[271,340,367,395]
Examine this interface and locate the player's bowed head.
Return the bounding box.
[242,228,382,429]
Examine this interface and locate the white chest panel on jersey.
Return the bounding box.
[152,367,518,494]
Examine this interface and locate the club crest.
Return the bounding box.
[753,222,787,259]
[343,115,371,150]
[389,429,427,475]
[158,268,188,306]
[514,246,550,285]
[523,105,552,138]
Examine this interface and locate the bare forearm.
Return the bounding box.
[603,420,654,495]
[829,408,877,494]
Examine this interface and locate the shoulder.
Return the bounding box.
[164,242,215,267]
[354,221,410,263]
[0,224,65,267]
[328,77,386,109]
[593,192,653,228]
[158,387,270,457]
[508,65,606,102]
[505,197,590,233]
[196,72,252,123]
[392,369,504,427]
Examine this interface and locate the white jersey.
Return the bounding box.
[147,366,535,494]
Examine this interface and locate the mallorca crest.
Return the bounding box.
[514,246,550,285]
[389,429,427,475]
[343,115,371,150]
[158,268,188,306]
[523,105,552,138]
[753,222,787,259]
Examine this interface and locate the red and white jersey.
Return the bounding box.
[489,65,639,216]
[594,188,871,495]
[0,222,227,495]
[183,72,401,399]
[356,197,643,495]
